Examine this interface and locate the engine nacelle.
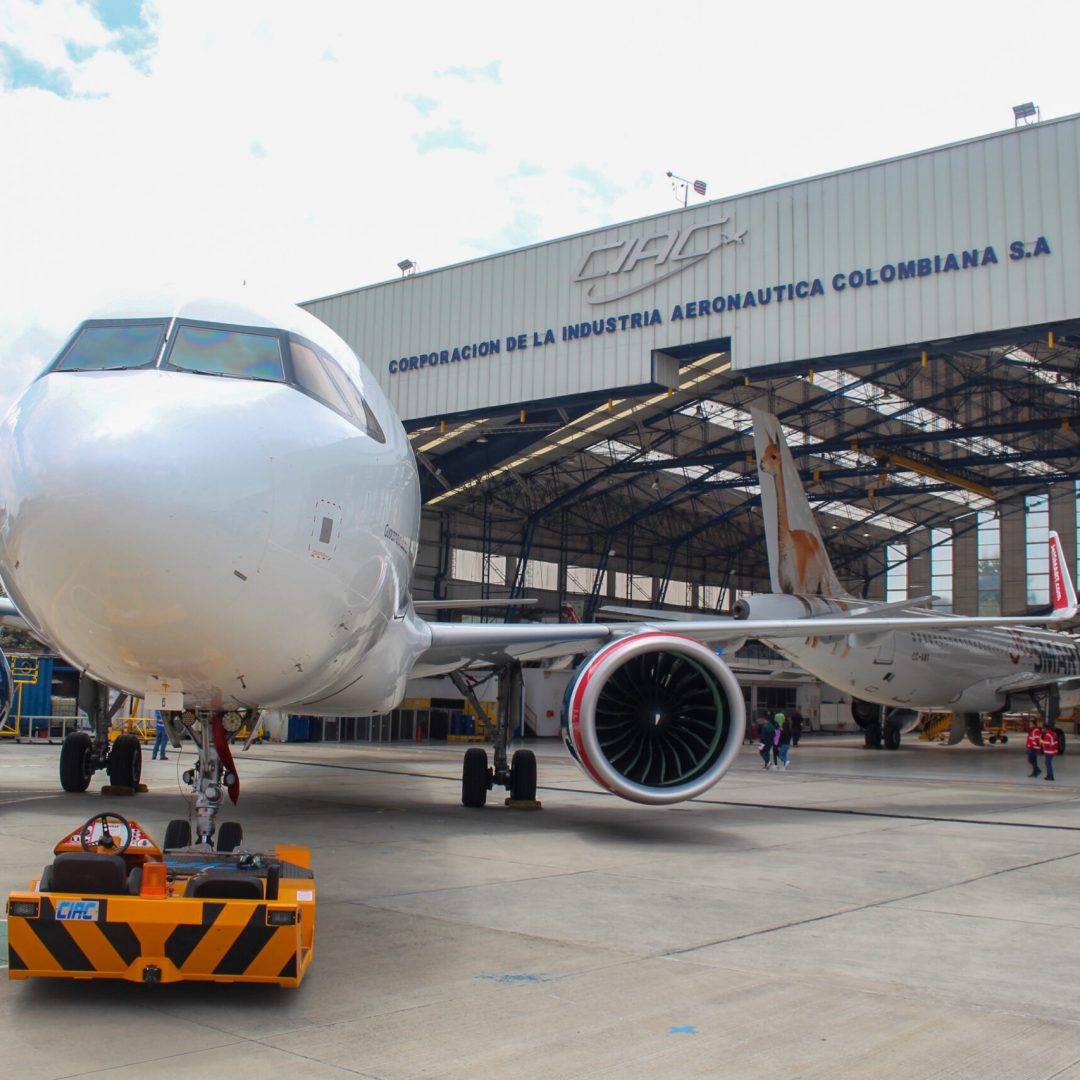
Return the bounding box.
[562,632,746,805]
[0,647,10,730]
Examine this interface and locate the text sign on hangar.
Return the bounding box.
[386,216,1053,379]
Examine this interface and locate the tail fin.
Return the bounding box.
[1049,530,1078,616]
[749,408,850,598]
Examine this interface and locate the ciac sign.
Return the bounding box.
[573,215,747,305]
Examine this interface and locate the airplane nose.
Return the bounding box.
[0,371,279,685]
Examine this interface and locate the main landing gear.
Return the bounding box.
[58,677,144,793]
[452,664,539,809]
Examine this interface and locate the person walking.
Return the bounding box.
[1042,723,1060,782]
[151,710,169,760]
[758,715,776,768]
[777,717,793,770]
[791,708,804,747]
[771,711,785,768]
[1025,718,1043,778]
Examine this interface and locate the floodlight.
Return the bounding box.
[1012,102,1039,125]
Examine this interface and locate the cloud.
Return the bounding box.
[414,120,485,154]
[437,60,499,83]
[0,0,156,96]
[567,165,625,208]
[408,93,438,118]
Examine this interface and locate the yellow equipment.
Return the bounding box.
[6,813,315,986]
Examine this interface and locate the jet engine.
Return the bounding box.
[0,647,11,730]
[562,632,746,804]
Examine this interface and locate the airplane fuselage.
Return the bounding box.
[759,600,1080,713]
[0,296,428,714]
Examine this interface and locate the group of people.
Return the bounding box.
[757,709,803,770]
[1025,719,1061,781]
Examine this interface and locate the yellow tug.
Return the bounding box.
[6,813,315,986]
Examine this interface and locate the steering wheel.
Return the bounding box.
[79,812,133,855]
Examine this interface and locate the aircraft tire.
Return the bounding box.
[163,818,191,849]
[461,747,489,808]
[216,821,243,852]
[510,749,537,801]
[59,731,94,792]
[107,734,142,788]
[864,722,882,749]
[1056,729,1066,756]
[884,724,901,751]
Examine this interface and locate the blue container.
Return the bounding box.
[287,715,311,742]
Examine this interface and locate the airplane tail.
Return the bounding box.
[1049,530,1078,616]
[749,408,851,599]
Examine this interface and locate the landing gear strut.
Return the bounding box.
[59,677,142,793]
[178,710,244,844]
[451,664,539,808]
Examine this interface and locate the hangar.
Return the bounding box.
[304,113,1080,635]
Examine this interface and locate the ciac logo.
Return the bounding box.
[56,899,100,921]
[573,215,747,305]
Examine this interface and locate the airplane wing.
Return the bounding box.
[410,604,1075,678]
[413,598,538,612]
[0,595,28,629]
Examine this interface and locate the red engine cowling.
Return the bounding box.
[561,632,746,804]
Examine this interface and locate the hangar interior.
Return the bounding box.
[408,325,1080,623]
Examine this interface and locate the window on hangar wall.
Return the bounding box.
[930,528,953,612]
[1026,494,1050,607]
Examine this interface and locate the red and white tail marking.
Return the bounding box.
[1049,530,1077,614]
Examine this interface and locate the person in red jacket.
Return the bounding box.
[1026,719,1043,778]
[1041,724,1060,782]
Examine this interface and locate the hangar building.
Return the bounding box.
[304,113,1080,652]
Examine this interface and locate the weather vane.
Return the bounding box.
[666,171,707,207]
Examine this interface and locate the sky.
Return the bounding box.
[0,0,1077,416]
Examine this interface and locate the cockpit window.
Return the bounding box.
[52,321,167,372]
[46,316,387,442]
[288,336,386,443]
[165,323,286,381]
[289,341,352,415]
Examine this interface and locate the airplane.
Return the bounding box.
[745,407,1080,749]
[610,408,1080,749]
[0,293,1074,844]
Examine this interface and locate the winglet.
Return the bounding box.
[1049,530,1077,616]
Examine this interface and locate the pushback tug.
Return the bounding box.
[7,813,315,986]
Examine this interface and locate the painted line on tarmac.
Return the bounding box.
[692,796,1080,831]
[665,847,1080,954]
[241,753,1080,831]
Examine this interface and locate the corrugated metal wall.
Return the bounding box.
[304,114,1080,423]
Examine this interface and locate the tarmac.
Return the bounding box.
[2,733,1080,1079]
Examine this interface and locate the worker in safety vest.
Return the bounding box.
[1041,725,1060,782]
[1025,719,1043,778]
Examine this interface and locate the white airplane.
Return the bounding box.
[744,407,1080,748]
[0,294,1073,842]
[613,409,1080,749]
[743,410,1080,751]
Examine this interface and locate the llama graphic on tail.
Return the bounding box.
[750,408,851,598]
